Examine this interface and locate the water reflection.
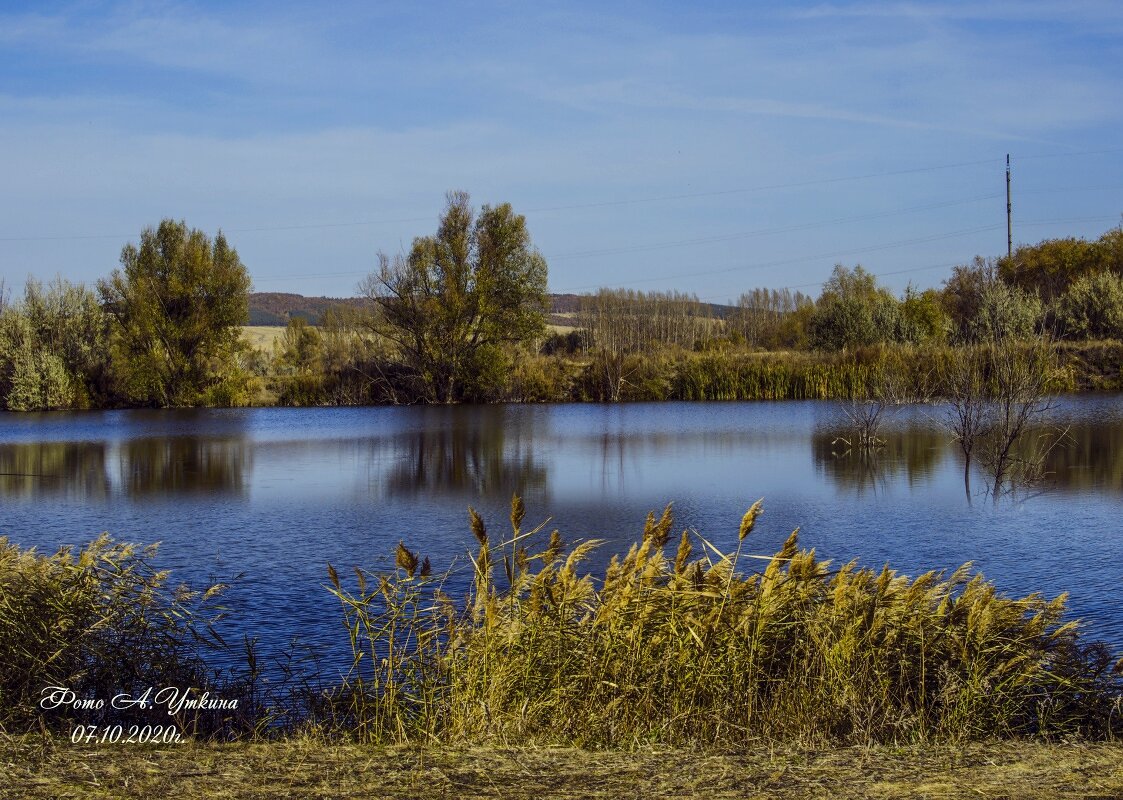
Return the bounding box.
[812,427,947,495]
[120,437,250,498]
[1039,422,1123,493]
[813,412,1123,498]
[383,409,547,498]
[0,441,110,499]
[3,400,1123,660]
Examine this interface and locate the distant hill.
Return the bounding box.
[248,293,368,325]
[248,292,735,326]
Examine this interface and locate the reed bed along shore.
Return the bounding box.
[268,339,1123,405]
[2,499,1122,749]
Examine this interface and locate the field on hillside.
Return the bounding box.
[241,325,284,351]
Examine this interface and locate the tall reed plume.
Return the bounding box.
[325,497,1123,747]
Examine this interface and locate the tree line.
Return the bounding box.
[1,220,251,410]
[2,198,1122,411]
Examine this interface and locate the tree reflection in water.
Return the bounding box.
[1029,422,1123,494]
[384,409,547,499]
[0,442,110,500]
[812,426,946,496]
[120,437,250,497]
[815,413,1123,499]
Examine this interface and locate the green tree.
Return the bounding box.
[1100,223,1123,275]
[998,236,1107,303]
[0,278,109,411]
[808,265,902,351]
[98,220,251,407]
[360,191,548,403]
[1050,270,1123,340]
[942,257,1040,344]
[274,317,324,375]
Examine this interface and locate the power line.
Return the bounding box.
[1016,146,1123,161]
[1019,215,1121,227]
[549,192,1004,261]
[522,157,1004,214]
[552,224,1003,294]
[0,156,1006,244]
[252,194,1007,284]
[255,212,1117,292]
[554,211,1123,301]
[3,150,1117,245]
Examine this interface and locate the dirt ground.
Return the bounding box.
[4,737,1122,799]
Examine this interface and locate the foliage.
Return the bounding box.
[0,278,109,411]
[361,191,548,403]
[577,289,716,355]
[0,536,239,735]
[325,498,1123,746]
[274,317,324,376]
[898,285,950,345]
[726,288,813,350]
[98,219,252,407]
[941,257,1041,344]
[1050,270,1123,340]
[808,265,905,351]
[998,231,1115,303]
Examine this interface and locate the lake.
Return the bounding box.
[2,397,1122,675]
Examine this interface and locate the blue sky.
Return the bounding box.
[1,0,1121,303]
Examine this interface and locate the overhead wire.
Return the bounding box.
[0,155,1007,244]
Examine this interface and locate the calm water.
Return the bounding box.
[3,397,1122,673]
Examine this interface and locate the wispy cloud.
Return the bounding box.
[1,1,1120,297]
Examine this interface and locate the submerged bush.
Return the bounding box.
[328,499,1123,747]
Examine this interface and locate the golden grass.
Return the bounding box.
[4,503,1120,751]
[240,325,285,351]
[325,498,1123,748]
[4,736,1123,799]
[0,536,235,736]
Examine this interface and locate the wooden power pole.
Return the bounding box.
[1006,154,1013,259]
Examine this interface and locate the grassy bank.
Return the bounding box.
[261,339,1123,405]
[6,738,1123,799]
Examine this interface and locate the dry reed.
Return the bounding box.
[325,497,1123,747]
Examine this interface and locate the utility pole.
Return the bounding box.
[1006,154,1013,260]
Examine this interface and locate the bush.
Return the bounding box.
[1051,271,1123,340]
[0,536,236,735]
[326,499,1123,746]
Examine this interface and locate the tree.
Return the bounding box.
[998,236,1106,303]
[808,265,902,351]
[360,191,548,403]
[730,288,813,350]
[0,278,109,411]
[939,337,1055,500]
[274,317,324,375]
[941,257,1040,344]
[98,220,251,407]
[898,285,949,345]
[1050,270,1123,340]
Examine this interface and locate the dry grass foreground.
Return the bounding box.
[3,737,1123,799]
